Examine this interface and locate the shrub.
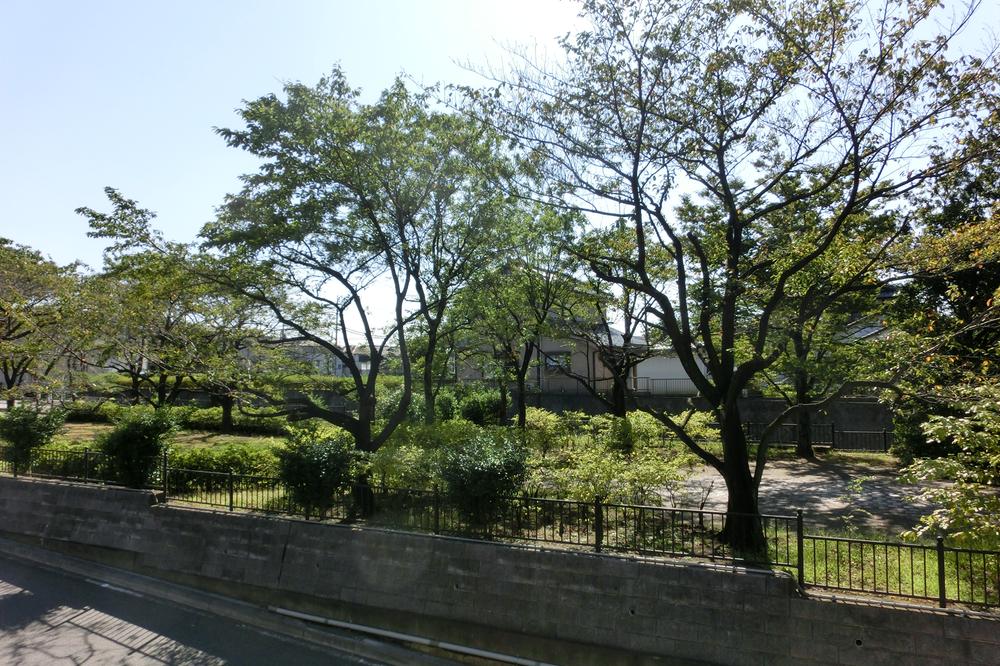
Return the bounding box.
[371,420,482,488]
[524,407,571,456]
[589,414,636,453]
[170,443,279,477]
[434,387,458,421]
[891,396,960,465]
[440,429,527,529]
[542,437,687,505]
[459,388,505,426]
[63,400,122,424]
[277,425,357,519]
[100,408,177,488]
[167,444,281,494]
[0,407,66,470]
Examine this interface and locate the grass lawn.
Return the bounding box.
[54,422,283,451]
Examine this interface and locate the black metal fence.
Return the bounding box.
[742,422,893,452]
[1,446,996,609]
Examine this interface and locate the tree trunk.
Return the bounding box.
[130,374,141,406]
[796,407,814,459]
[794,373,815,459]
[515,373,527,429]
[497,378,509,425]
[220,395,234,434]
[610,376,627,417]
[717,409,767,553]
[423,326,438,425]
[156,373,168,408]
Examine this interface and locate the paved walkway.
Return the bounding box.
[675,458,934,536]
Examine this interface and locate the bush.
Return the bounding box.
[0,407,66,470]
[63,400,122,424]
[524,407,571,456]
[440,429,527,529]
[277,425,357,519]
[434,386,458,421]
[891,396,960,465]
[459,388,505,426]
[100,408,177,488]
[371,420,482,488]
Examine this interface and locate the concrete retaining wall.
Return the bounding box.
[0,476,995,665]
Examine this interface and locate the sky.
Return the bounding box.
[1,0,995,273]
[0,0,581,270]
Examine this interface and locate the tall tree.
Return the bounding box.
[205,69,510,450]
[482,0,996,547]
[457,206,579,427]
[0,240,78,409]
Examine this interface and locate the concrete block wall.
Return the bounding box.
[0,476,996,665]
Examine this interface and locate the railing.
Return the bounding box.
[801,534,1000,608]
[1,445,996,609]
[524,376,699,396]
[742,423,893,451]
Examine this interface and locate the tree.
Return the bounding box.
[552,225,665,418]
[0,239,78,409]
[205,69,509,452]
[750,204,900,459]
[391,93,513,424]
[901,384,1000,547]
[80,189,297,427]
[482,0,996,548]
[456,205,579,428]
[887,115,1000,459]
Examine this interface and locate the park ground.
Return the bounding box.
[52,422,934,539]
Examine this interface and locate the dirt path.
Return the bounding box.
[675,457,935,537]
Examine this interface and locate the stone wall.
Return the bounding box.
[0,476,995,666]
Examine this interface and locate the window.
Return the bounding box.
[543,352,571,371]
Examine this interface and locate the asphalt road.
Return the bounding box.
[0,554,379,665]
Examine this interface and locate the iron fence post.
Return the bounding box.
[83,448,90,483]
[830,425,837,449]
[882,429,889,452]
[594,495,604,553]
[432,484,441,535]
[161,450,168,501]
[936,535,947,608]
[228,470,235,512]
[796,509,805,589]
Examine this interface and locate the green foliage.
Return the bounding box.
[891,397,961,465]
[63,400,123,423]
[440,429,527,528]
[171,444,278,477]
[277,424,358,519]
[100,408,177,488]
[524,410,693,504]
[433,386,458,421]
[458,388,505,426]
[901,385,1000,547]
[0,407,66,468]
[64,401,287,436]
[529,439,686,506]
[0,239,79,406]
[370,420,481,488]
[523,407,572,455]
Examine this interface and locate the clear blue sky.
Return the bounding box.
[1,1,994,270]
[0,0,579,269]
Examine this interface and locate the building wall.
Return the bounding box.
[0,476,995,666]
